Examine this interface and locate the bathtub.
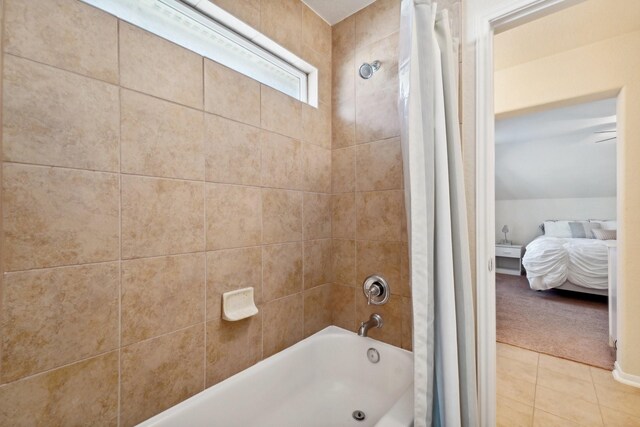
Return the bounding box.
[138,326,414,427]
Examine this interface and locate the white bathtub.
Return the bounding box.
[138,326,414,427]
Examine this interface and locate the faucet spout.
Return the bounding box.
[357,313,383,337]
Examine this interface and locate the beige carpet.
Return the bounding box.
[496,273,615,369]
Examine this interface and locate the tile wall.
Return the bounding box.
[0,0,331,425]
[330,0,412,350]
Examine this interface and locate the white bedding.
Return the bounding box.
[522,236,609,290]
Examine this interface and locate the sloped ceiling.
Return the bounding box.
[302,0,376,25]
[495,98,617,200]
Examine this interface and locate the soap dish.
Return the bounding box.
[222,287,258,321]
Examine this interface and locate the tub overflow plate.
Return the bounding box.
[367,348,380,364]
[352,410,366,421]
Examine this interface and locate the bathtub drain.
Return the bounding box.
[352,410,366,421]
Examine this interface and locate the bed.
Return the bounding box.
[521,220,616,296]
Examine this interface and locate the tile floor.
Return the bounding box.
[497,342,640,426]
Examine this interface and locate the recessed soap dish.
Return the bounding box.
[222,287,258,321]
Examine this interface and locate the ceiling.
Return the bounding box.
[494,0,640,70]
[495,98,617,200]
[302,0,376,25]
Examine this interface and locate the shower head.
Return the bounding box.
[359,60,381,79]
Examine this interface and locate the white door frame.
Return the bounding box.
[472,1,584,425]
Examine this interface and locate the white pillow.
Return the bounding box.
[544,221,572,238]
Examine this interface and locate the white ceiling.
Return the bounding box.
[302,0,376,25]
[495,98,617,200]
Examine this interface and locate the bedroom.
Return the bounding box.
[489,0,639,416]
[494,97,617,369]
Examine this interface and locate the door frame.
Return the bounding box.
[471,1,586,425]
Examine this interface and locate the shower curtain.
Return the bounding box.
[398,1,479,426]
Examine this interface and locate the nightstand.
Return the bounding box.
[495,243,523,275]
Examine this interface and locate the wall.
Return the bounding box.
[463,0,640,378]
[330,0,410,349]
[0,0,332,425]
[329,0,462,351]
[495,197,616,245]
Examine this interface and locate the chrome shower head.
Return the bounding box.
[359,60,381,79]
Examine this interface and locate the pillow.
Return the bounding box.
[568,221,601,238]
[544,221,572,238]
[590,220,617,230]
[592,229,617,240]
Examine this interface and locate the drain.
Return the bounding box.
[352,410,366,421]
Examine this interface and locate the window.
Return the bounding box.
[83,0,318,105]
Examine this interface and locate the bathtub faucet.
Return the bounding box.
[357,314,383,337]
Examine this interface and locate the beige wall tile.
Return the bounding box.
[206,184,262,250]
[119,22,203,109]
[206,314,262,387]
[303,193,332,240]
[262,189,302,244]
[208,0,260,29]
[122,176,204,259]
[355,32,399,95]
[206,247,262,320]
[332,147,355,193]
[301,103,331,149]
[3,164,119,271]
[354,0,400,49]
[303,143,331,193]
[332,193,356,239]
[399,242,410,297]
[333,58,355,106]
[0,352,118,426]
[333,239,356,286]
[355,294,402,347]
[331,284,356,330]
[301,5,331,55]
[263,293,303,358]
[401,296,412,351]
[263,242,303,302]
[261,131,303,190]
[121,90,204,180]
[356,86,400,143]
[356,191,403,241]
[332,15,355,60]
[302,45,331,105]
[3,55,119,172]
[1,263,119,383]
[121,253,205,346]
[261,85,302,139]
[120,325,204,426]
[260,0,302,57]
[535,385,604,425]
[4,0,118,83]
[205,114,261,186]
[303,284,332,337]
[356,138,402,191]
[333,98,356,149]
[204,60,260,127]
[303,239,333,289]
[356,240,401,290]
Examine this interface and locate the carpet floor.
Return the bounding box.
[496,273,615,369]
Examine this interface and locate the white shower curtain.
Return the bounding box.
[398,1,478,426]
